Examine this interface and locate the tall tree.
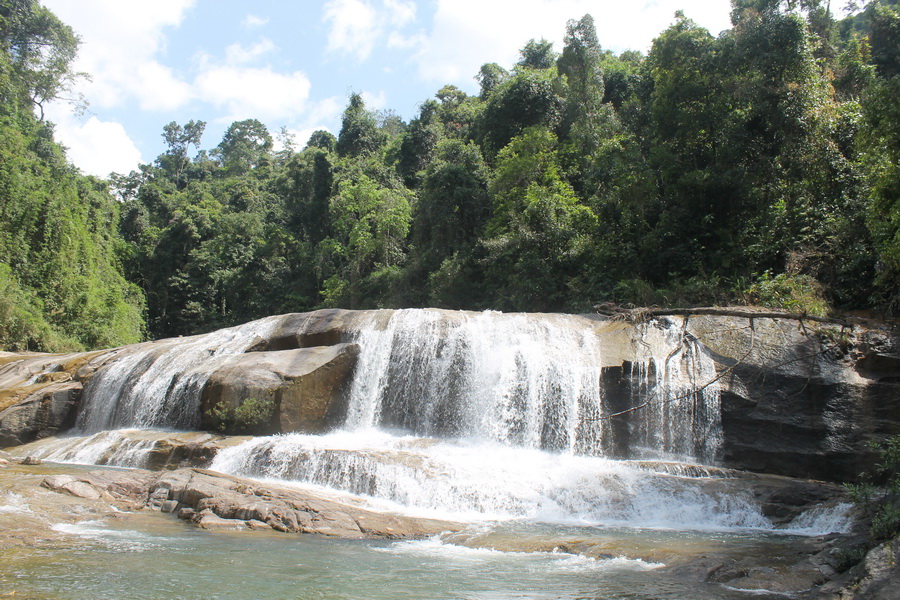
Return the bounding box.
[336,92,386,158]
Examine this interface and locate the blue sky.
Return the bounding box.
[40,1,734,178]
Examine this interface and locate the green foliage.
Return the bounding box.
[5,1,895,342]
[0,42,145,351]
[744,272,830,316]
[0,263,79,351]
[208,396,275,435]
[336,92,386,158]
[846,435,900,540]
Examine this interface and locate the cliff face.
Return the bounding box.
[1,309,897,483]
[687,314,900,482]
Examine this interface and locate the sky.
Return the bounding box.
[40,0,735,178]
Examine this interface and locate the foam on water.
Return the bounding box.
[16,430,158,468]
[50,520,161,551]
[783,502,854,535]
[0,492,32,514]
[210,431,771,530]
[379,535,664,572]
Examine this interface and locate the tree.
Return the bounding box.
[336,92,386,158]
[317,175,412,307]
[397,99,442,187]
[860,75,900,309]
[517,38,557,70]
[0,0,84,118]
[413,139,490,269]
[476,62,508,98]
[160,120,206,186]
[482,127,598,309]
[478,67,564,158]
[215,118,273,175]
[306,129,337,152]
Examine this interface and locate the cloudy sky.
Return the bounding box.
[40,0,734,178]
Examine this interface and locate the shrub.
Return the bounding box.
[209,396,275,435]
[744,272,830,316]
[846,435,900,541]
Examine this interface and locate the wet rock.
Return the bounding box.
[194,509,247,530]
[813,538,900,599]
[148,468,460,539]
[21,456,42,465]
[683,315,900,483]
[41,474,107,500]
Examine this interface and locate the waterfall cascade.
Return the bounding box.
[32,309,794,531]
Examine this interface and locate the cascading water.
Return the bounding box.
[342,310,722,460]
[207,310,749,530]
[75,316,281,432]
[344,310,608,453]
[36,309,779,531]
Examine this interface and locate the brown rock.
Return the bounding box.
[41,474,107,500]
[200,343,359,434]
[0,382,82,447]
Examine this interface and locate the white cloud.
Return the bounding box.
[244,14,269,28]
[385,0,416,26]
[196,65,312,122]
[412,0,733,88]
[134,62,195,111]
[48,111,143,177]
[42,0,197,111]
[225,38,277,65]
[361,90,388,111]
[322,0,422,62]
[323,0,380,61]
[306,96,345,125]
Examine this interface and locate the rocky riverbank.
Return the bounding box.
[0,450,459,541]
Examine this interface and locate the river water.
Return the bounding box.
[2,310,854,598]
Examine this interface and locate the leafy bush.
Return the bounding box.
[846,435,900,541]
[744,272,831,316]
[209,396,275,434]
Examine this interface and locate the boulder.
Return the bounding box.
[29,465,460,540]
[0,381,82,447]
[200,343,359,434]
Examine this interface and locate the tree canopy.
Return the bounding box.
[2,0,900,349]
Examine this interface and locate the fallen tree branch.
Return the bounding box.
[592,304,852,327]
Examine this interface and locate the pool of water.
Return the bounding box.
[1,513,802,600]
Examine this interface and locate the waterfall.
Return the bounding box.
[75,316,281,432]
[344,310,605,453]
[42,308,743,529]
[344,310,721,461]
[70,309,722,460]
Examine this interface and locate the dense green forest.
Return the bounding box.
[1,0,899,348]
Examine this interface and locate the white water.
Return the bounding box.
[343,310,721,461]
[76,317,280,432]
[17,429,160,468]
[209,430,771,530]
